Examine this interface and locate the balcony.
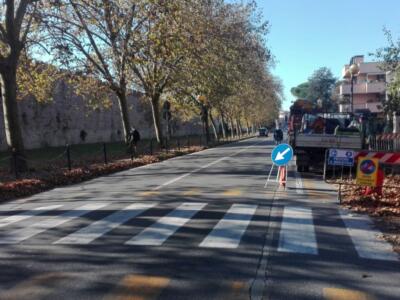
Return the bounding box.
[366,81,386,93]
[339,102,382,113]
[340,83,366,94]
[339,82,386,95]
[342,62,383,77]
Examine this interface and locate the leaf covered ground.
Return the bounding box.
[341,175,400,253]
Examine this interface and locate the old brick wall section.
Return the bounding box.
[0,81,202,150]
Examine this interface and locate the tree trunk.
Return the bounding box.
[115,90,131,143]
[246,120,250,134]
[202,106,210,145]
[1,68,27,172]
[219,112,227,139]
[236,119,242,137]
[229,117,235,138]
[150,94,163,145]
[239,119,244,136]
[209,110,219,141]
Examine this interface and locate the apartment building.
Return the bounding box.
[339,55,386,113]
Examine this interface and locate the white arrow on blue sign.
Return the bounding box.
[271,143,293,166]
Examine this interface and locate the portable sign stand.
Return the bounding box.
[265,144,294,189]
[325,148,355,203]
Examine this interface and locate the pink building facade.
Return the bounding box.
[339,55,386,114]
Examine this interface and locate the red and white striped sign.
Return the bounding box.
[355,151,400,164]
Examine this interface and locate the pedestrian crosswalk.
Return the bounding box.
[200,204,257,249]
[278,206,318,255]
[0,201,398,261]
[125,202,206,246]
[0,203,108,244]
[55,203,156,245]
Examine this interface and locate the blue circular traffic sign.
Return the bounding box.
[360,159,376,175]
[271,143,293,166]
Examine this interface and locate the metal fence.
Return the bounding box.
[0,133,256,181]
[323,149,400,203]
[368,133,400,152]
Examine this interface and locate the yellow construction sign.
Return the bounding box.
[356,157,379,187]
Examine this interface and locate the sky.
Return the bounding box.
[256,0,400,110]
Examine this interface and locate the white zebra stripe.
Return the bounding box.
[278,206,318,255]
[125,202,206,246]
[0,203,108,244]
[340,211,398,261]
[199,204,257,249]
[0,205,62,229]
[54,203,156,245]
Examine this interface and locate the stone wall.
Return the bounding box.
[0,81,202,151]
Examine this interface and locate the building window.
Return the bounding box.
[377,74,385,82]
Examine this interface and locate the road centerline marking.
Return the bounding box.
[323,287,374,300]
[151,139,264,191]
[110,275,170,300]
[222,189,242,196]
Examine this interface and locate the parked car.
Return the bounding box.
[258,127,268,137]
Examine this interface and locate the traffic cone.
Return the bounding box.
[278,166,286,188]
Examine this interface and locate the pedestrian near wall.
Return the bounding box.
[127,127,141,157]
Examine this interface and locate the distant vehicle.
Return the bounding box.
[258,127,268,137]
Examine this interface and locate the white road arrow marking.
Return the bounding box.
[275,148,291,161]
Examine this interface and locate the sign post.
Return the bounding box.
[326,148,356,203]
[265,144,293,189]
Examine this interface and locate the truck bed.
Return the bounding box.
[295,134,361,149]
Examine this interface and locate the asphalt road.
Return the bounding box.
[0,137,399,300]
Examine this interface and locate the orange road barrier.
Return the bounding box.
[278,166,287,188]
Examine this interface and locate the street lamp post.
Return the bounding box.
[348,63,359,113]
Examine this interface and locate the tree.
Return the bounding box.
[171,1,280,140]
[307,67,337,111]
[43,0,143,143]
[129,0,193,145]
[375,28,400,115]
[0,0,41,171]
[290,82,309,99]
[291,67,336,112]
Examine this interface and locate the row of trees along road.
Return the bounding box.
[0,0,282,172]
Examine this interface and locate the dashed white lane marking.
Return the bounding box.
[152,140,264,191]
[278,206,318,255]
[340,211,399,261]
[0,205,62,228]
[294,171,304,194]
[200,204,258,249]
[54,203,156,245]
[125,202,206,246]
[0,203,108,244]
